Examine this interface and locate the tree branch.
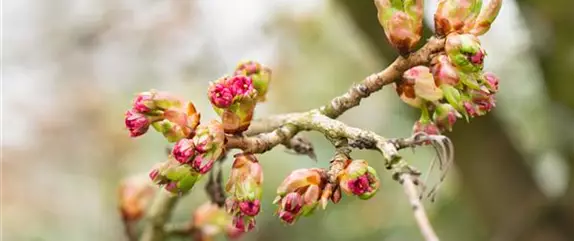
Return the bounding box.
[141,36,447,241]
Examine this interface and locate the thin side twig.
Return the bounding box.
[399,173,440,241]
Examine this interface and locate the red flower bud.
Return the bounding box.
[431,55,460,86]
[208,83,234,108]
[232,215,256,232]
[282,192,303,214]
[228,75,255,97]
[338,160,380,200]
[463,101,478,118]
[413,119,441,135]
[433,103,461,132]
[235,60,271,102]
[274,168,326,224]
[172,138,195,164]
[239,200,261,217]
[125,110,151,137]
[132,92,156,113]
[278,211,297,224]
[445,33,486,73]
[483,72,499,93]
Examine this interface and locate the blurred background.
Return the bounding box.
[3,0,574,240]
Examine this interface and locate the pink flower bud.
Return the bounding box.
[172,138,195,164]
[208,82,234,108]
[232,215,256,232]
[235,61,271,102]
[463,101,478,118]
[125,110,151,137]
[226,153,263,205]
[434,0,482,36]
[431,55,460,86]
[228,75,255,97]
[482,72,499,93]
[151,120,187,143]
[149,168,161,183]
[239,200,261,217]
[413,119,441,135]
[191,120,225,173]
[132,92,156,113]
[274,168,326,223]
[375,0,423,53]
[279,211,297,224]
[445,33,486,73]
[282,192,303,214]
[225,224,245,240]
[331,187,342,204]
[338,160,380,200]
[433,103,461,132]
[164,181,179,194]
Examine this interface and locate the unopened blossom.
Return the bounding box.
[118,174,157,221]
[433,103,461,132]
[274,168,326,224]
[208,82,234,108]
[434,0,482,36]
[468,0,503,36]
[149,158,201,194]
[338,160,380,200]
[413,115,441,135]
[127,90,200,142]
[172,138,195,164]
[208,75,258,134]
[232,214,256,232]
[151,119,187,143]
[482,72,499,93]
[125,110,151,137]
[445,33,486,73]
[375,0,423,53]
[235,60,272,101]
[431,55,460,86]
[191,120,225,174]
[226,153,263,230]
[132,91,156,113]
[228,75,255,97]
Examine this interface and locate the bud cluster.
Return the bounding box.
[147,120,225,194]
[395,13,501,134]
[124,90,200,142]
[225,153,264,232]
[208,61,272,134]
[273,168,327,224]
[171,120,226,174]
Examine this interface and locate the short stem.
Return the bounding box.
[139,192,180,241]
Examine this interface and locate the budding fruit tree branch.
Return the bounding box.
[141,38,448,241]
